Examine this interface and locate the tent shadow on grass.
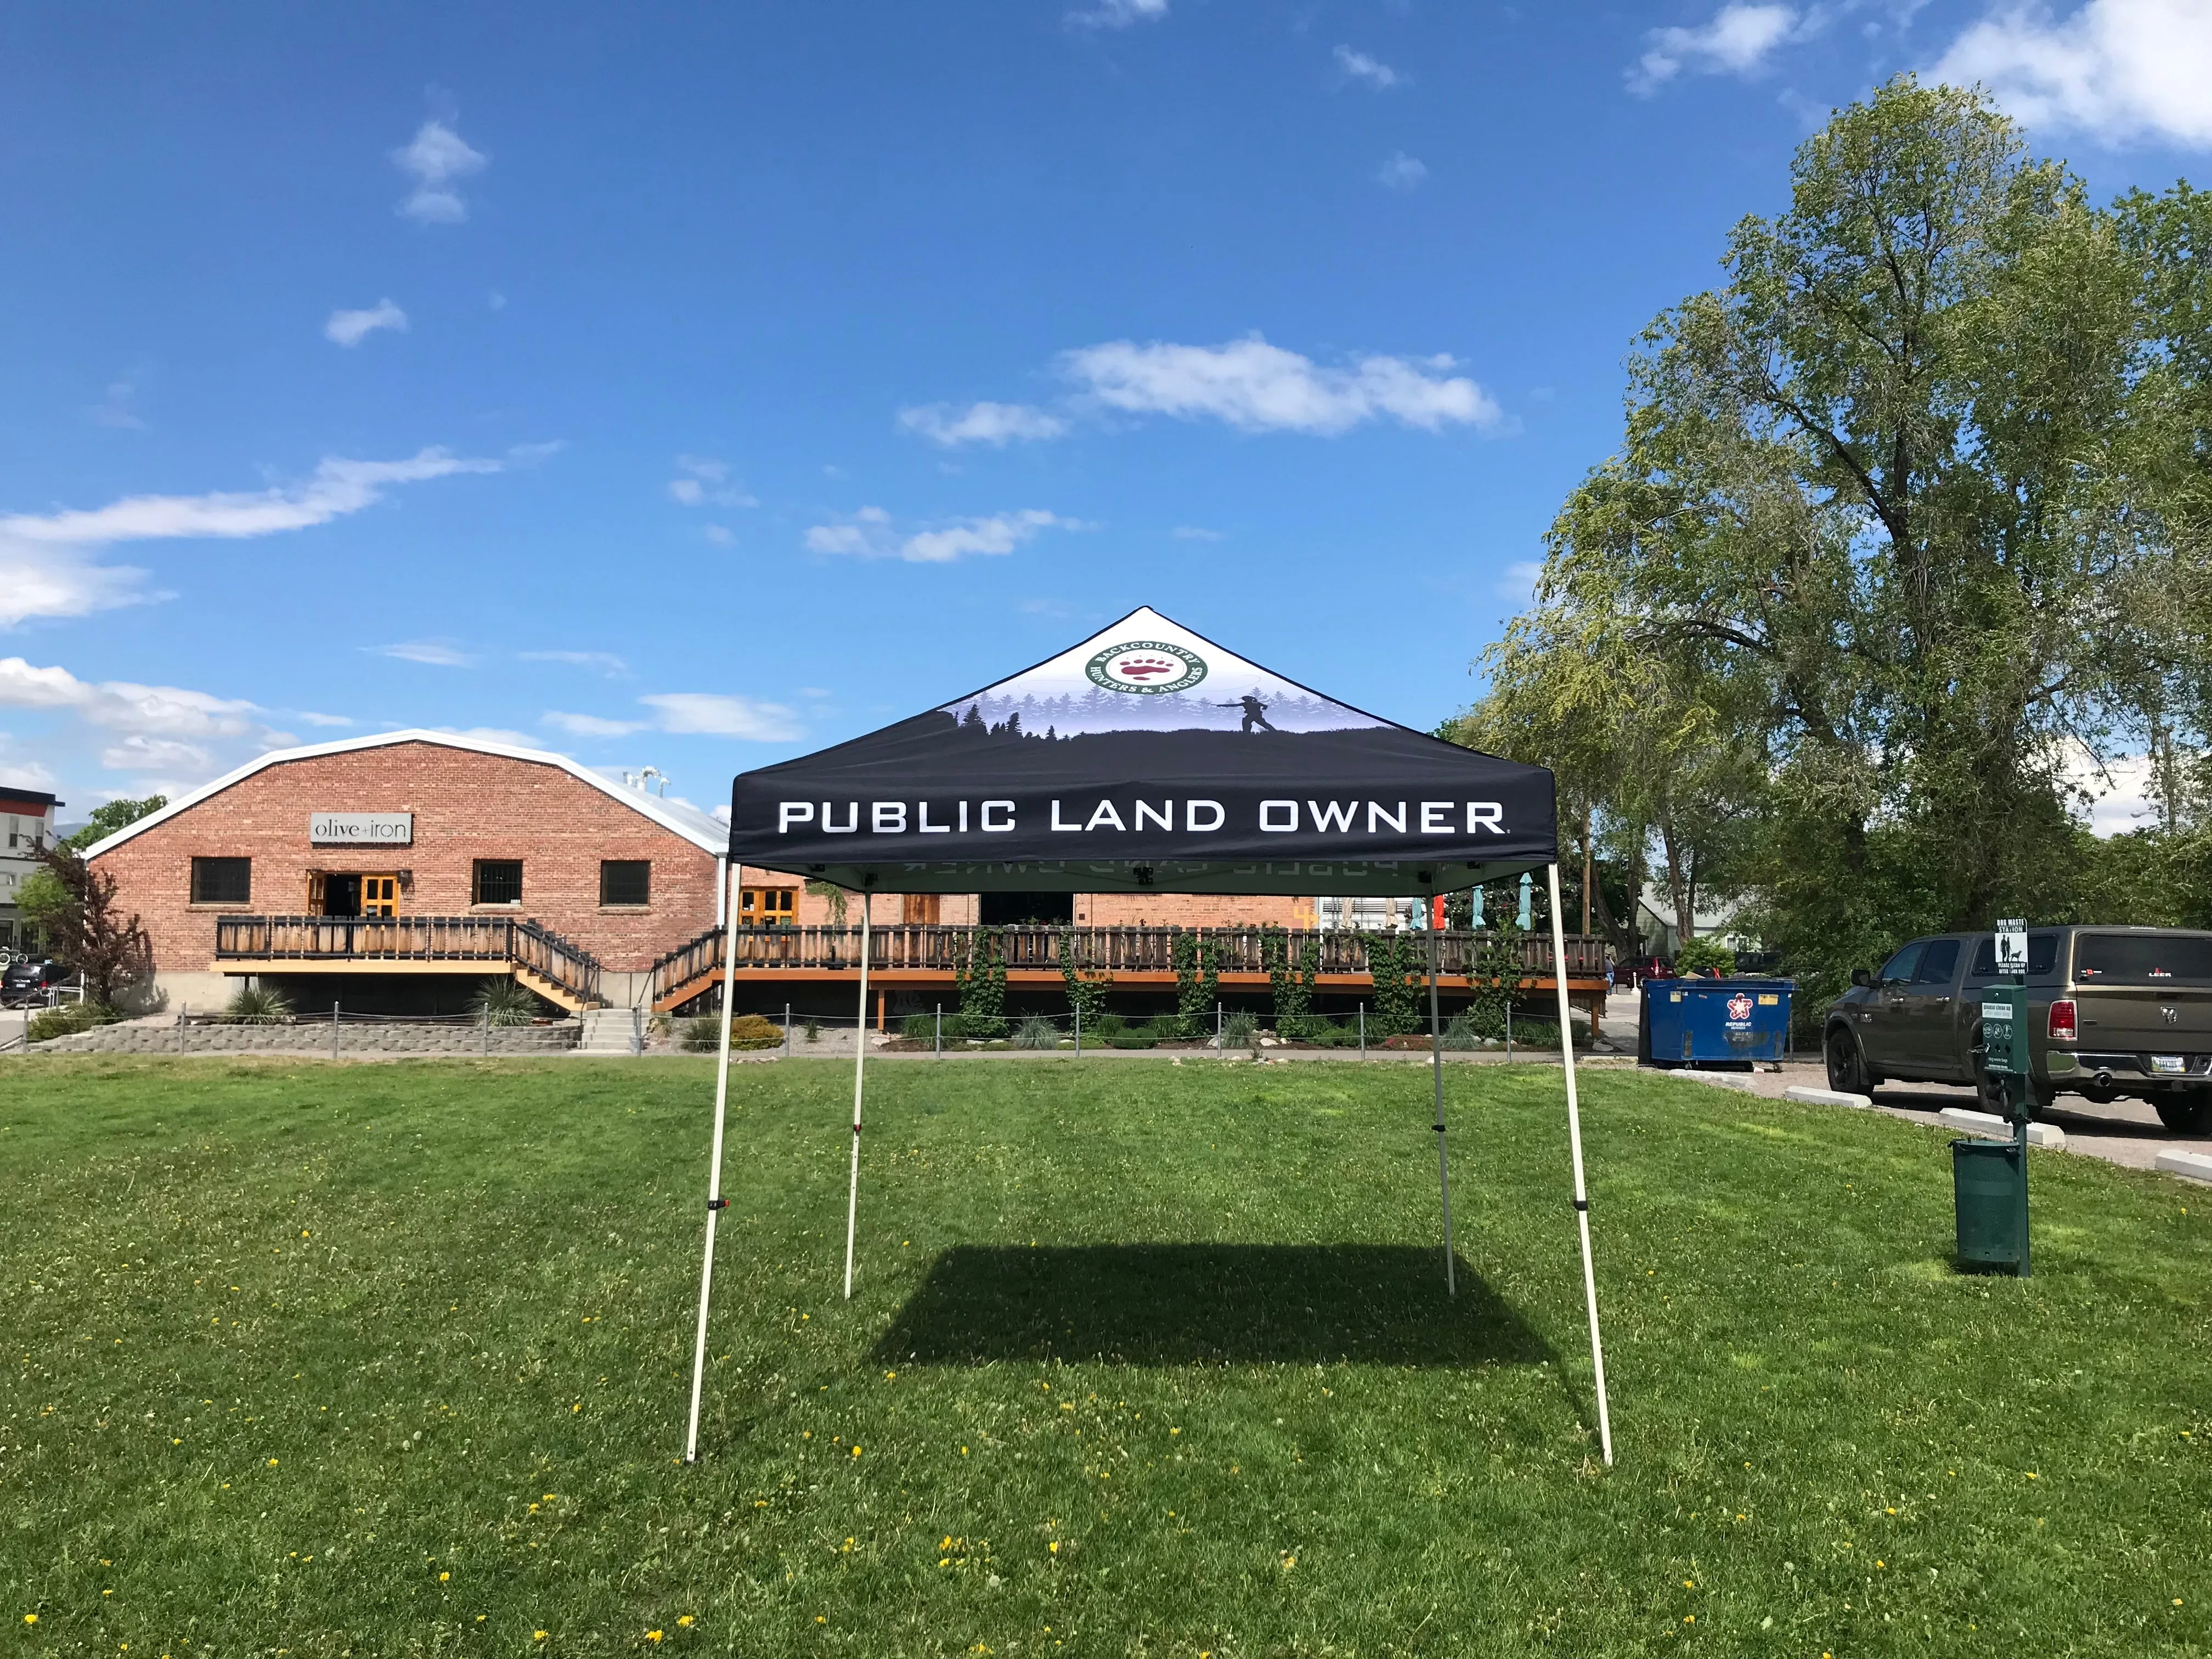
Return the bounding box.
[872,1243,1554,1367]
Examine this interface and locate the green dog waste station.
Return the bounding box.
[1954,929,2034,1276]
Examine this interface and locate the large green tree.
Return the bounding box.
[1462,77,2210,997]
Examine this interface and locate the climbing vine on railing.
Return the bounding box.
[1260,926,1322,1040]
[951,928,1007,1039]
[1361,931,1424,1037]
[1058,929,1111,1030]
[1170,930,1221,1039]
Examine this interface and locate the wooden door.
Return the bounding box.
[360,875,399,918]
[741,887,797,927]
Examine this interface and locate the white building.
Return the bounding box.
[1,787,61,954]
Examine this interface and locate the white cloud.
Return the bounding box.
[295,711,355,727]
[0,550,160,629]
[1933,0,2212,147]
[521,649,631,676]
[637,693,803,741]
[1499,560,1546,601]
[898,402,1070,447]
[374,640,476,668]
[87,379,144,430]
[805,506,1089,564]
[544,710,647,738]
[325,299,408,347]
[0,448,496,626]
[667,455,758,507]
[1061,335,1502,435]
[1335,46,1403,88]
[0,758,59,791]
[0,449,498,547]
[1377,151,1429,191]
[0,657,262,740]
[1630,4,1799,94]
[1068,0,1167,27]
[394,119,488,224]
[100,735,211,774]
[703,524,735,545]
[1171,526,1225,541]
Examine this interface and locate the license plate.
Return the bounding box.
[2152,1056,2186,1074]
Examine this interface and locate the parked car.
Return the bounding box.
[1,957,68,1008]
[1822,926,2212,1132]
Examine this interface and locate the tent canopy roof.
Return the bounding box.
[726,607,1555,896]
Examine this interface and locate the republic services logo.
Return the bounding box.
[1085,640,1207,696]
[1726,993,1753,1022]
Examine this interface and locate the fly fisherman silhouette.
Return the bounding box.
[1217,693,1278,733]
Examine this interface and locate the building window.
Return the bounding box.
[190,856,252,905]
[472,860,523,906]
[600,860,651,907]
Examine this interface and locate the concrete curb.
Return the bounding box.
[2154,1149,2212,1184]
[1784,1084,1872,1109]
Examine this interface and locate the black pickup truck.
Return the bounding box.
[1822,926,2212,1132]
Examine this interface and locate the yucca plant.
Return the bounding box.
[1012,1014,1060,1049]
[470,978,545,1026]
[223,983,293,1025]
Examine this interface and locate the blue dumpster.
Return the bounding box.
[1639,978,1793,1068]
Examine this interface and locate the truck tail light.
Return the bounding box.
[2049,999,2077,1042]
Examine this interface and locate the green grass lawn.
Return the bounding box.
[3,1057,2208,1657]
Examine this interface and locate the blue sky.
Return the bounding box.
[2,1,2205,825]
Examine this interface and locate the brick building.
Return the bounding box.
[88,732,727,1014]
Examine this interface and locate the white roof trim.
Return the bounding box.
[82,729,729,860]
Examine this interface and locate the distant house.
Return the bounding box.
[1635,882,1756,960]
[0,787,62,954]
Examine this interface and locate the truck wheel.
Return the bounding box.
[1825,1025,1871,1095]
[2154,1097,2211,1135]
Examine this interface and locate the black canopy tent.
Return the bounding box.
[683,608,1613,1463]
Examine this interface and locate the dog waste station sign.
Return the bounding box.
[1957,916,2034,1276]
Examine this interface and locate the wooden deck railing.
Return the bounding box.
[649,925,1611,1003]
[214,915,604,1007]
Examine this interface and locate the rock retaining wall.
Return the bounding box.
[28,1021,581,1056]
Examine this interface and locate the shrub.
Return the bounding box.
[27,1001,119,1042]
[1106,1026,1157,1049]
[686,1013,785,1052]
[471,979,545,1026]
[1012,1014,1060,1049]
[1171,932,1220,1037]
[1674,936,1739,977]
[1262,926,1322,1040]
[900,1013,936,1043]
[1059,929,1111,1031]
[1082,1011,1126,1040]
[803,1018,822,1043]
[1442,1011,1484,1050]
[223,983,293,1025]
[1221,1011,1258,1049]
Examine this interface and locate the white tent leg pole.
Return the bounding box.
[842,890,873,1301]
[683,866,745,1464]
[1548,862,1614,1466]
[1427,918,1455,1295]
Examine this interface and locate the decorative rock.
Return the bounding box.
[2155,1149,2212,1184]
[1784,1085,1872,1109]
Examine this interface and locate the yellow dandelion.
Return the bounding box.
[851,1445,862,1457]
[646,1633,663,1644]
[1684,1579,1694,1589]
[677,1617,695,1628]
[534,1633,549,1643]
[439,1571,450,1582]
[544,1493,556,1501]
[24,1613,38,1624]
[268,1458,278,1466]
[1048,1542,1060,1554]
[1684,1615,1695,1623]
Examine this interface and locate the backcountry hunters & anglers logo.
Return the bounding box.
[1085,640,1207,695]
